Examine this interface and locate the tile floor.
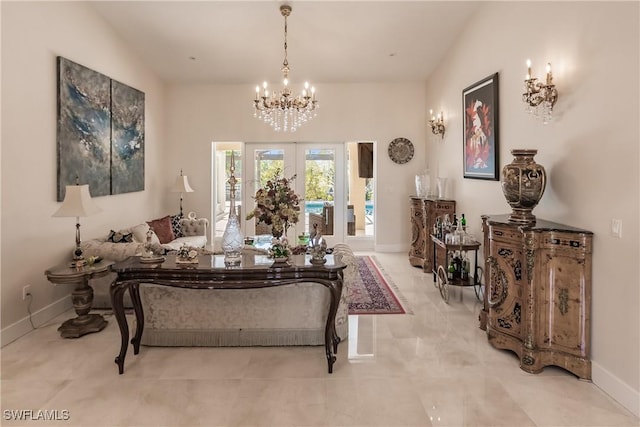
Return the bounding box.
[1,252,638,426]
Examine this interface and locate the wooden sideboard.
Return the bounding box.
[409,197,455,272]
[480,214,593,379]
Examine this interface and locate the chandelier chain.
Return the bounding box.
[282,11,288,68]
[253,4,318,132]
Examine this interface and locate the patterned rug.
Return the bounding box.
[348,256,410,315]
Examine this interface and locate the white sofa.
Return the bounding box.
[82,214,209,308]
[138,243,356,347]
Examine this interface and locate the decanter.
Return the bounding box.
[222,152,243,266]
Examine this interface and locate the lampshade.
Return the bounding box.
[53,185,101,217]
[171,175,194,193]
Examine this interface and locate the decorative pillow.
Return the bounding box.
[130,223,160,245]
[147,215,175,244]
[107,230,134,243]
[170,213,184,238]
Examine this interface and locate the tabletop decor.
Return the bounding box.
[463,72,499,180]
[222,151,244,266]
[176,244,199,264]
[268,239,292,264]
[246,169,301,240]
[52,179,101,266]
[501,149,546,224]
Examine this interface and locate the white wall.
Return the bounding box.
[425,1,639,415]
[1,2,166,340]
[164,82,428,251]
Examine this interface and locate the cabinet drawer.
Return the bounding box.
[539,232,592,255]
[488,224,522,242]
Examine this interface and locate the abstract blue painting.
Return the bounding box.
[57,57,111,201]
[57,57,145,200]
[111,80,145,194]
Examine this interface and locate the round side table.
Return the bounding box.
[45,259,114,338]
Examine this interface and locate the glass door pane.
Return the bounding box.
[304,148,336,238]
[243,144,297,241]
[213,142,242,240]
[347,142,375,237]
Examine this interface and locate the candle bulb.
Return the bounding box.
[526,59,532,78]
[546,63,552,85]
[255,85,260,101]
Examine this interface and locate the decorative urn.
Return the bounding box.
[501,149,547,224]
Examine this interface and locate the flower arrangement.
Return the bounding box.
[176,244,199,263]
[246,170,301,239]
[268,239,291,260]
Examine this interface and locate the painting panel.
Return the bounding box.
[111,80,145,195]
[462,73,500,180]
[57,57,111,200]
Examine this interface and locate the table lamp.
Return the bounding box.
[53,181,101,265]
[171,169,194,216]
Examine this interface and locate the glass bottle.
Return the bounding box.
[222,152,243,266]
[447,257,455,281]
[451,222,464,245]
[443,214,452,234]
[461,214,467,231]
[461,253,470,280]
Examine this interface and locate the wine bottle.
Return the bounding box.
[461,214,467,231]
[447,259,455,281]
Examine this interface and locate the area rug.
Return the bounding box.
[348,256,411,315]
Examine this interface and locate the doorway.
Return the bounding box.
[212,141,375,249]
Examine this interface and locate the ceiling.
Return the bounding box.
[90,1,481,85]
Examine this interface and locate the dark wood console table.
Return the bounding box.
[110,254,346,375]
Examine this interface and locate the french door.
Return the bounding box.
[243,142,346,246]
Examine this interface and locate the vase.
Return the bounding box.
[501,149,547,224]
[222,158,244,266]
[437,177,448,199]
[272,255,290,265]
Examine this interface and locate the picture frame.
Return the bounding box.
[462,72,499,180]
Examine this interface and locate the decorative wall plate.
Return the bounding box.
[388,137,414,164]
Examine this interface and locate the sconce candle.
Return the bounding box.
[428,109,446,137]
[522,59,558,124]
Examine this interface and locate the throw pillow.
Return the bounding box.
[170,213,184,238]
[147,215,175,244]
[107,230,134,243]
[130,223,160,245]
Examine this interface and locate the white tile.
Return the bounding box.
[0,251,637,427]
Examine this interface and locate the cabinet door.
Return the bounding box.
[409,198,426,267]
[487,226,525,341]
[533,232,591,358]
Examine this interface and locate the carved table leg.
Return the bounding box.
[129,282,144,355]
[324,278,343,374]
[110,281,130,375]
[58,278,107,338]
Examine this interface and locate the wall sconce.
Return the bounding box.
[522,59,558,124]
[428,110,446,137]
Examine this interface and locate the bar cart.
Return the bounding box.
[430,234,482,303]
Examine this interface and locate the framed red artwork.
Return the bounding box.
[463,73,499,180]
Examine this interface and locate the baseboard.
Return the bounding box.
[1,296,72,347]
[374,243,407,253]
[592,360,640,417]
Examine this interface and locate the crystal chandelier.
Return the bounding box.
[253,5,318,132]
